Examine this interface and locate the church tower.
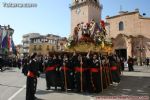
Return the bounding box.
[70,0,102,33]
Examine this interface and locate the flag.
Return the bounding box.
[1,28,8,49]
[7,35,11,50]
[2,32,8,49]
[0,28,2,37]
[0,29,2,46]
[2,28,7,42]
[1,28,13,51]
[11,38,17,55]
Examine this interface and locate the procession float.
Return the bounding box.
[65,19,113,54]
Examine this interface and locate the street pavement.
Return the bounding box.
[0,66,150,100]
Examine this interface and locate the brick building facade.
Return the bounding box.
[106,9,150,61]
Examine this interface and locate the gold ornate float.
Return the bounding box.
[65,20,113,54]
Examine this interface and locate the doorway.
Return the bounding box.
[115,49,127,60]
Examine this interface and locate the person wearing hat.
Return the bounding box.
[26,53,40,100]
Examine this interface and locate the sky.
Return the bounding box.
[0,0,150,45]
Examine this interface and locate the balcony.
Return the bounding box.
[22,40,29,43]
[23,45,29,49]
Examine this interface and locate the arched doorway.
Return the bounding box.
[113,34,127,60]
[115,49,127,60]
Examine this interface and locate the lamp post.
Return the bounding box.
[137,46,145,66]
[137,13,146,66]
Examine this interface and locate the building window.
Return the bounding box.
[34,45,37,51]
[119,21,124,31]
[52,46,54,51]
[39,45,42,50]
[50,40,52,44]
[38,39,40,43]
[47,45,49,50]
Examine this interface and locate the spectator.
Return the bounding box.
[120,57,125,71]
[146,58,149,67]
[128,56,134,71]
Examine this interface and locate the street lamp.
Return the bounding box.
[137,46,145,66]
[137,13,146,66]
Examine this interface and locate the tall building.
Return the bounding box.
[22,33,40,56]
[70,0,102,33]
[105,9,150,60]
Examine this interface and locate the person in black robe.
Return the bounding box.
[73,54,88,92]
[26,53,40,100]
[128,56,134,71]
[55,55,63,90]
[22,57,29,76]
[68,54,75,91]
[120,57,125,71]
[146,58,149,67]
[45,54,57,90]
[38,56,44,73]
[60,54,71,91]
[108,54,120,84]
[90,54,102,93]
